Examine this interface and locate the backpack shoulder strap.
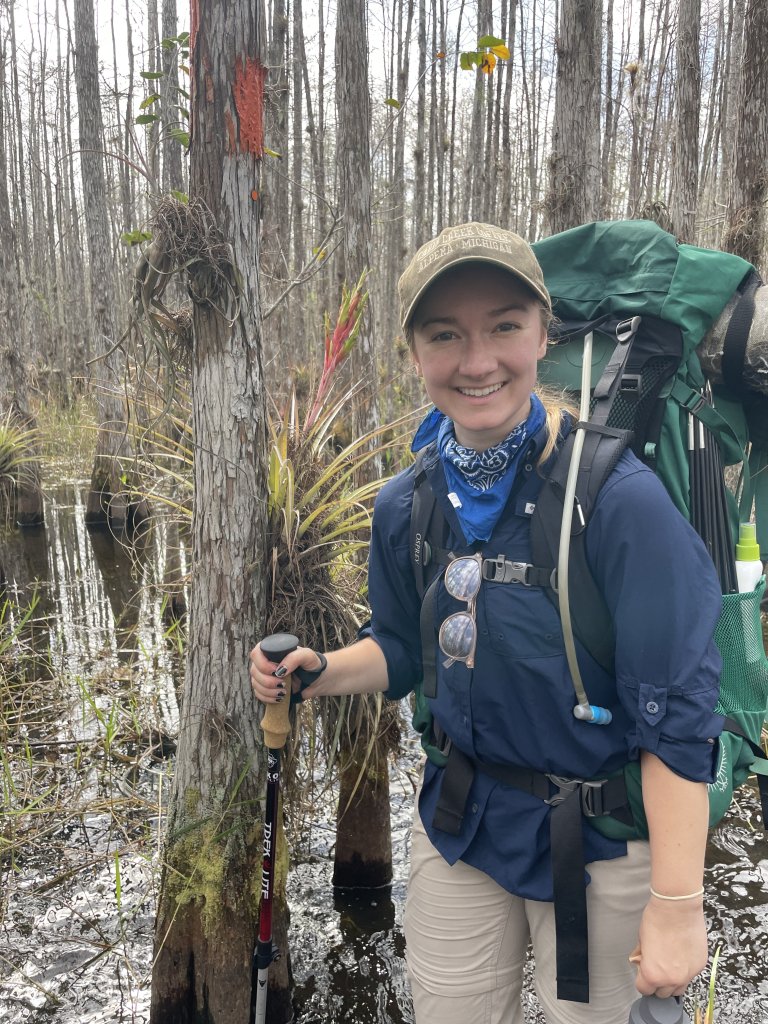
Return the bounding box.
[410,443,452,698]
[410,443,447,600]
[529,422,632,674]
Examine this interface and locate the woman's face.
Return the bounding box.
[411,264,548,451]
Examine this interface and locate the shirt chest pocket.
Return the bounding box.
[477,578,564,660]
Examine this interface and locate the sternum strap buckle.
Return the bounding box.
[482,555,533,585]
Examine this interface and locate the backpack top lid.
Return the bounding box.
[532,220,754,361]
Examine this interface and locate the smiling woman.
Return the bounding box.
[409,265,548,452]
[250,221,726,1024]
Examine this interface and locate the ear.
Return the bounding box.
[536,328,548,360]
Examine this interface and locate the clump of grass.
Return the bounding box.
[0,412,41,522]
[34,395,99,477]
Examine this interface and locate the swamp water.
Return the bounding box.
[1,484,767,1023]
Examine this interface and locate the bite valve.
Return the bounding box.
[573,703,613,725]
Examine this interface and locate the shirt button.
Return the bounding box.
[471,803,479,813]
[646,701,659,714]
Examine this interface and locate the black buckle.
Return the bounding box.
[545,774,582,806]
[433,723,453,758]
[579,780,607,817]
[482,555,532,585]
[545,776,608,816]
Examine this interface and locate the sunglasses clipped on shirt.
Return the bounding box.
[438,553,483,669]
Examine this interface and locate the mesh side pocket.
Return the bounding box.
[714,580,768,717]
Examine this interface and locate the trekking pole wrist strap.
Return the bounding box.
[292,652,328,702]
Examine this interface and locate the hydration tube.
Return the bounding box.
[557,331,613,726]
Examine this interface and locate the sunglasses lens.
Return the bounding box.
[439,612,476,662]
[444,556,482,602]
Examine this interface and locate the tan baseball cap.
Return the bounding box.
[398,222,551,330]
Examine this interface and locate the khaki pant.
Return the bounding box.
[404,806,651,1024]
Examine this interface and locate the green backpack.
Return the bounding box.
[529,219,768,837]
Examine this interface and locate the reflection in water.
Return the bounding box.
[2,483,183,733]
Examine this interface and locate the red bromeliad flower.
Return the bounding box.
[304,271,369,432]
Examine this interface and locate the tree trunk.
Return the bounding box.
[150,3,280,1021]
[0,54,44,527]
[722,0,768,271]
[261,0,290,371]
[626,0,647,217]
[335,0,379,448]
[161,0,185,193]
[332,703,397,890]
[413,0,427,248]
[669,0,701,242]
[547,0,603,234]
[333,0,392,891]
[74,0,144,532]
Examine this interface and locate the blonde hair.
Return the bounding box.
[535,384,578,467]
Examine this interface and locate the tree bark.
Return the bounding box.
[161,0,185,193]
[669,0,701,242]
[0,51,44,527]
[722,0,768,272]
[547,0,603,234]
[335,0,379,447]
[74,0,142,532]
[333,0,392,891]
[150,3,279,1021]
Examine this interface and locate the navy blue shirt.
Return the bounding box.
[364,420,724,900]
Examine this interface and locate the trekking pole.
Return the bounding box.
[254,632,298,1024]
[627,995,691,1023]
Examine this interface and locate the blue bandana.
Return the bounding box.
[412,395,546,544]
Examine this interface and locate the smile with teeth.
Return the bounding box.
[457,382,506,397]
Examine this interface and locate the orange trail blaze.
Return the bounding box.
[232,56,266,156]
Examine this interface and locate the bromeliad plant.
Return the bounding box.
[0,412,40,525]
[266,275,416,644]
[265,276,420,805]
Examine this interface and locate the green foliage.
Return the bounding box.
[136,32,191,147]
[121,228,154,246]
[460,33,511,74]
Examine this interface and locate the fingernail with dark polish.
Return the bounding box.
[276,693,285,702]
[274,666,288,678]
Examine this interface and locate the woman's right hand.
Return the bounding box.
[249,642,325,704]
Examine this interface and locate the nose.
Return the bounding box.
[459,333,498,378]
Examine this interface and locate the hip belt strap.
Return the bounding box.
[431,738,632,1004]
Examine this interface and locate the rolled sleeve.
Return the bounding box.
[619,667,724,781]
[363,472,423,700]
[588,455,725,782]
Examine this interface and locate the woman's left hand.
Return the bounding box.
[630,896,708,998]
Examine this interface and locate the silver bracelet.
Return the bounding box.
[649,886,704,901]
